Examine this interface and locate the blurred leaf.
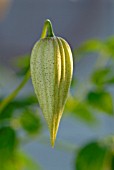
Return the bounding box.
[9,95,38,108]
[74,103,96,123]
[65,97,96,123]
[105,37,114,57]
[75,141,113,170]
[91,67,114,86]
[13,54,30,69]
[76,39,103,55]
[87,90,113,114]
[0,103,15,119]
[0,95,38,119]
[16,66,30,77]
[1,151,42,170]
[12,54,30,76]
[19,152,42,170]
[0,127,17,162]
[18,152,42,170]
[20,109,42,135]
[111,156,114,170]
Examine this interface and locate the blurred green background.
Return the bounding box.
[0,0,114,170]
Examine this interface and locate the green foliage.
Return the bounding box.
[0,151,41,170]
[75,140,114,170]
[12,54,30,76]
[20,109,42,135]
[91,67,114,86]
[1,35,114,169]
[0,127,17,163]
[76,37,114,59]
[87,89,113,114]
[76,39,103,55]
[0,96,38,119]
[105,37,114,57]
[76,142,107,170]
[65,97,96,123]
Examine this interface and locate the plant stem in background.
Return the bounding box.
[0,70,30,113]
[0,19,54,113]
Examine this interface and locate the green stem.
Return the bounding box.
[0,70,30,113]
[41,19,55,38]
[0,19,54,113]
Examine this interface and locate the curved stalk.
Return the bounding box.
[0,70,30,113]
[41,19,55,38]
[0,19,54,113]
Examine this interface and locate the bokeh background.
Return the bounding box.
[0,0,114,170]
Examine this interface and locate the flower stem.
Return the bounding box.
[41,19,55,38]
[0,70,30,113]
[0,19,54,113]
